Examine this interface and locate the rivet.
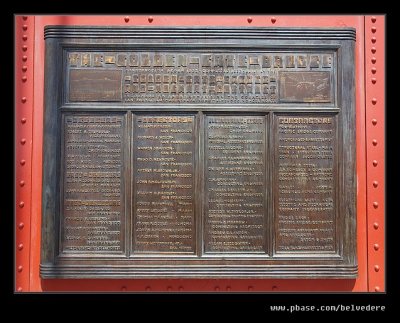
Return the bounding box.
[19,201,24,208]
[22,25,28,31]
[215,286,220,291]
[22,55,28,62]
[22,45,28,51]
[21,118,27,124]
[226,286,231,291]
[22,35,28,41]
[272,286,278,291]
[20,159,26,165]
[22,76,27,82]
[18,265,23,272]
[248,286,253,291]
[124,16,129,23]
[373,201,378,208]
[371,26,377,33]
[374,265,380,272]
[372,139,377,146]
[371,16,377,23]
[22,16,28,20]
[371,57,376,64]
[167,286,172,291]
[375,286,380,292]
[271,17,276,24]
[371,37,376,43]
[121,286,127,291]
[17,287,23,292]
[22,66,27,72]
[148,16,153,23]
[371,47,376,54]
[372,119,377,125]
[20,180,25,187]
[145,286,151,291]
[371,78,377,84]
[21,97,27,103]
[373,181,378,188]
[21,138,26,145]
[371,98,377,105]
[247,17,252,23]
[374,243,379,251]
[18,243,24,250]
[179,286,184,291]
[372,160,378,167]
[371,67,377,74]
[18,222,25,229]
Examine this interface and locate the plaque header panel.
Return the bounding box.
[66,51,335,105]
[41,26,356,278]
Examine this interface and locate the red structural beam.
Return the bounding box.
[16,15,379,292]
[15,15,35,292]
[365,15,385,292]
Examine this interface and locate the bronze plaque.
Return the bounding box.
[133,115,196,253]
[41,27,356,278]
[61,114,125,253]
[205,116,266,253]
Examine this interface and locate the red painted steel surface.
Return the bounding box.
[15,15,35,292]
[365,15,385,292]
[15,15,384,292]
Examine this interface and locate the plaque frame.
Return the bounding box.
[41,26,356,278]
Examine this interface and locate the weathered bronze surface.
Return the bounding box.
[205,116,266,253]
[41,27,356,278]
[274,115,337,252]
[62,115,125,253]
[133,115,196,253]
[279,72,331,102]
[67,52,333,104]
[69,69,122,101]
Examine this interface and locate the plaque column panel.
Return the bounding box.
[204,115,267,254]
[60,114,127,255]
[273,114,338,254]
[132,114,196,254]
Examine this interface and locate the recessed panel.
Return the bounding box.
[204,115,267,254]
[69,69,122,102]
[67,51,334,105]
[133,115,196,254]
[61,114,125,254]
[274,115,337,254]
